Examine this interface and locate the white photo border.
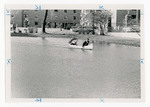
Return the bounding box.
[5,4,144,103]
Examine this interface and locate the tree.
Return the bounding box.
[42,10,48,33]
[95,10,112,35]
[81,10,112,35]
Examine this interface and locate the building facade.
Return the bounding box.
[115,10,140,29]
[11,9,140,32]
[11,10,81,29]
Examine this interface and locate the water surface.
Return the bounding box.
[11,37,140,98]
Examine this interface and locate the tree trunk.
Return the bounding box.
[92,19,95,34]
[100,23,105,35]
[92,12,95,35]
[42,10,48,33]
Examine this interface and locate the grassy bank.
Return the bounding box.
[11,33,140,47]
[87,35,140,47]
[11,33,38,37]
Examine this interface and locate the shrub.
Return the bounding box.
[66,24,72,30]
[130,25,140,32]
[28,27,34,33]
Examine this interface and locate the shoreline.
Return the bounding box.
[11,33,140,47]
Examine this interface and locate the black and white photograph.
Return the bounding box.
[7,5,143,101]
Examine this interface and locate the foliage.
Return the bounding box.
[28,27,34,33]
[127,18,140,26]
[93,10,112,24]
[66,24,72,30]
[72,26,95,34]
[81,10,112,35]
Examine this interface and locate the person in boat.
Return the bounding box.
[82,38,90,47]
[69,37,78,45]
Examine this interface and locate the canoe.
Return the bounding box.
[69,43,93,50]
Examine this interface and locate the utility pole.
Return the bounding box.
[42,10,48,33]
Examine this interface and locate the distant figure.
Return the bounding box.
[24,18,30,28]
[82,38,89,47]
[69,36,78,45]
[12,23,16,33]
[60,23,63,31]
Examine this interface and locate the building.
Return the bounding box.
[11,9,140,32]
[112,9,140,30]
[11,10,81,29]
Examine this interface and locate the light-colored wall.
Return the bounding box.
[110,9,117,30]
[11,10,23,27]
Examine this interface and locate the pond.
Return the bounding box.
[11,37,140,98]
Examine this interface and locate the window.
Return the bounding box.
[64,10,67,13]
[131,10,136,12]
[54,10,58,12]
[73,16,77,20]
[35,15,38,18]
[35,22,38,25]
[73,10,76,13]
[131,15,136,19]
[24,14,28,18]
[64,16,68,20]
